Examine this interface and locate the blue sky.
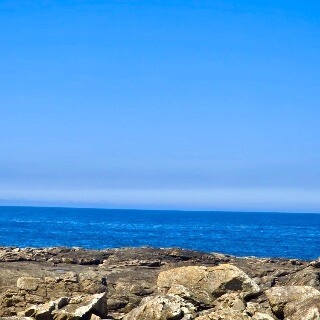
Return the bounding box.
[1,0,320,211]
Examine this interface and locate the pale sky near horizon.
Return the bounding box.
[1,0,320,212]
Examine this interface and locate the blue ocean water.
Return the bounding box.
[0,206,319,260]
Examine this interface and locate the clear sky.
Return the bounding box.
[1,0,320,212]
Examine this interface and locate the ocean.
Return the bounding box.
[0,206,319,260]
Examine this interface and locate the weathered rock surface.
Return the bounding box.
[265,285,320,319]
[52,293,107,319]
[195,309,251,319]
[158,264,260,307]
[19,293,107,320]
[122,294,196,320]
[0,246,318,319]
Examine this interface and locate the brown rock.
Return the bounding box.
[17,277,41,291]
[213,292,246,312]
[122,294,196,320]
[52,293,107,320]
[158,264,260,308]
[195,309,251,320]
[265,285,320,319]
[285,267,320,289]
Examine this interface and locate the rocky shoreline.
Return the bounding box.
[0,246,319,319]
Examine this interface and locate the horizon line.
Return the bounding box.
[1,204,319,215]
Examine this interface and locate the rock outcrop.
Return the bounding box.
[0,271,104,317]
[0,246,319,319]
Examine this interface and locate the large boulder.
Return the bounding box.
[53,293,107,319]
[157,264,260,308]
[122,294,196,320]
[265,286,320,319]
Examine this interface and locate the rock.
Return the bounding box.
[196,292,276,319]
[73,293,107,318]
[55,297,70,309]
[23,297,69,319]
[62,272,79,283]
[251,313,275,320]
[195,309,251,320]
[285,267,320,289]
[304,308,320,320]
[290,259,304,266]
[31,301,56,320]
[77,258,102,266]
[17,277,41,291]
[107,297,128,311]
[213,292,246,312]
[196,309,275,320]
[122,294,196,320]
[157,264,260,308]
[20,294,106,320]
[265,285,320,319]
[0,316,34,320]
[52,293,107,319]
[310,260,320,268]
[245,301,275,319]
[4,246,320,319]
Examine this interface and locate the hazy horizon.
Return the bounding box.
[1,201,320,215]
[1,187,320,213]
[1,1,320,212]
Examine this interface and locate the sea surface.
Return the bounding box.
[0,206,319,260]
